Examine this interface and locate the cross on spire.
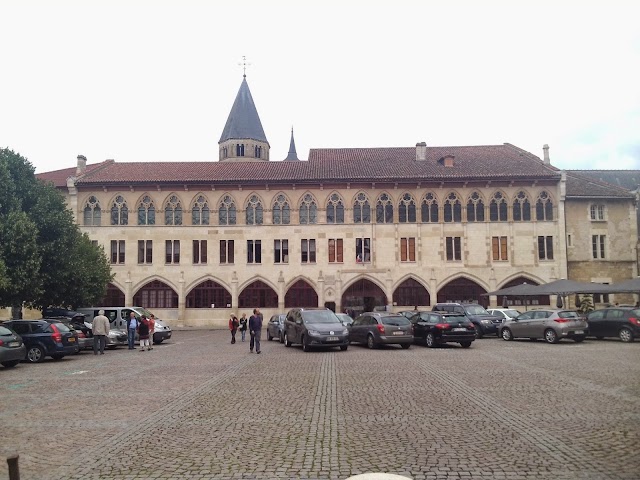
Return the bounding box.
[238,56,251,78]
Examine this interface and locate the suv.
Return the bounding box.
[432,303,502,338]
[586,307,640,342]
[284,308,349,352]
[3,319,79,363]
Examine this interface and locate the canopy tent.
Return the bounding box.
[486,279,616,297]
[608,277,640,293]
[484,283,540,297]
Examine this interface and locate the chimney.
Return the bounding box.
[415,142,427,161]
[443,155,455,167]
[76,155,87,176]
[543,144,550,165]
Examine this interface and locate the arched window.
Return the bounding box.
[83,196,101,226]
[186,280,232,308]
[110,195,128,226]
[192,195,209,225]
[489,192,508,222]
[421,193,439,223]
[219,195,237,225]
[134,280,178,309]
[164,195,182,225]
[272,194,290,225]
[97,283,125,306]
[353,192,371,223]
[536,191,553,221]
[392,278,430,307]
[443,192,461,222]
[238,280,278,308]
[398,193,416,223]
[513,191,531,221]
[285,280,319,308]
[376,193,394,223]
[138,195,155,225]
[326,193,345,224]
[246,194,263,225]
[254,145,262,158]
[299,193,317,224]
[236,144,245,156]
[466,192,485,222]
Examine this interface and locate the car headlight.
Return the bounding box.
[307,329,320,336]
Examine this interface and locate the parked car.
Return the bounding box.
[408,311,475,348]
[486,308,521,322]
[284,308,349,352]
[267,314,286,342]
[348,312,413,349]
[76,306,172,345]
[0,324,26,368]
[3,319,79,362]
[398,310,420,319]
[42,307,85,319]
[432,303,502,338]
[44,315,93,351]
[586,307,640,342]
[499,309,588,344]
[335,313,354,327]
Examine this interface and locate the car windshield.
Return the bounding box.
[503,310,520,318]
[138,308,155,318]
[335,314,352,322]
[50,322,71,332]
[442,315,468,324]
[381,316,410,326]
[558,311,579,318]
[303,310,341,324]
[0,326,14,335]
[464,305,489,315]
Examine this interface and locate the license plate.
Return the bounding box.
[326,336,339,341]
[453,328,467,332]
[8,341,20,347]
[574,330,584,335]
[393,331,404,335]
[68,337,76,342]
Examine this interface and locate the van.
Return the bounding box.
[78,306,172,345]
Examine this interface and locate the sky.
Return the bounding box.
[1,0,639,174]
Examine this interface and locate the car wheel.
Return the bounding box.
[400,343,411,349]
[619,328,634,343]
[501,328,513,341]
[284,332,292,347]
[51,354,64,360]
[1,360,20,368]
[26,345,45,363]
[460,342,472,348]
[474,324,484,339]
[302,336,310,352]
[267,331,273,341]
[340,345,348,351]
[425,332,437,348]
[573,335,586,343]
[367,334,376,349]
[544,328,559,344]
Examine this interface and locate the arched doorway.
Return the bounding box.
[238,280,278,308]
[500,276,549,307]
[186,280,232,309]
[341,279,387,317]
[98,283,125,306]
[285,280,318,308]
[393,278,430,308]
[133,280,178,308]
[437,277,488,307]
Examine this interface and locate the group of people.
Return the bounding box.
[89,310,156,354]
[229,308,263,354]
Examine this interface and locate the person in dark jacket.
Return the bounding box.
[229,315,239,344]
[248,308,263,354]
[138,315,151,352]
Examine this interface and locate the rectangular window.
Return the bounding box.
[301,239,316,263]
[328,239,343,263]
[91,240,98,248]
[247,240,262,264]
[165,240,180,264]
[192,240,207,264]
[445,237,461,261]
[137,240,153,264]
[590,204,605,221]
[355,238,371,263]
[492,236,508,261]
[538,236,554,260]
[592,235,606,259]
[274,239,289,263]
[567,234,572,247]
[110,240,125,264]
[220,240,234,264]
[400,237,416,262]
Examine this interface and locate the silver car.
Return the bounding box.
[486,308,521,323]
[349,312,413,349]
[499,309,588,344]
[267,314,286,343]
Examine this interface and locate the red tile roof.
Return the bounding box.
[36,161,114,188]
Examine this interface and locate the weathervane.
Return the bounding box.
[238,56,251,77]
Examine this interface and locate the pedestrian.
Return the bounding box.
[229,314,239,344]
[138,315,151,352]
[148,314,155,350]
[249,308,263,354]
[127,311,138,350]
[91,309,110,355]
[239,313,248,342]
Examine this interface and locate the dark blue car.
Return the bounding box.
[3,319,78,363]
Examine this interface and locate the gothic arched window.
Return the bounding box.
[164,195,182,225]
[353,192,371,223]
[326,193,345,224]
[219,195,237,225]
[398,193,416,223]
[299,194,317,224]
[376,193,394,223]
[513,191,531,221]
[272,194,290,225]
[489,192,508,222]
[421,193,439,223]
[466,192,485,222]
[192,195,210,225]
[110,195,128,226]
[443,192,461,222]
[536,191,554,221]
[138,195,155,225]
[83,196,101,226]
[246,195,263,225]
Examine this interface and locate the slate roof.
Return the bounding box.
[569,170,640,192]
[49,143,560,186]
[218,77,268,144]
[564,171,634,199]
[284,128,299,161]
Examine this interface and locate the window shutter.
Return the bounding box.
[337,239,343,262]
[401,238,407,261]
[492,237,499,261]
[409,238,416,261]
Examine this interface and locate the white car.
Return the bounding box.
[486,308,521,323]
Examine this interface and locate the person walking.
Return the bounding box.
[138,315,151,351]
[148,314,156,350]
[249,308,263,354]
[127,311,138,350]
[91,309,110,355]
[239,313,248,342]
[229,314,239,344]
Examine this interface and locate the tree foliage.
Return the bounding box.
[0,148,113,313]
[577,294,595,314]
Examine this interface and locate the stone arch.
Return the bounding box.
[489,190,509,222]
[436,276,490,307]
[285,279,319,308]
[217,192,237,225]
[185,278,232,309]
[108,192,129,226]
[352,191,372,224]
[341,276,388,317]
[443,190,463,222]
[132,275,179,295]
[136,193,157,226]
[496,275,550,307]
[420,191,439,223]
[190,192,211,225]
[271,192,291,225]
[133,278,179,309]
[392,275,431,307]
[512,190,532,222]
[82,194,102,226]
[398,192,417,223]
[244,192,265,225]
[375,191,394,223]
[238,279,278,308]
[466,190,485,222]
[162,192,184,226]
[97,281,126,306]
[298,191,318,225]
[325,191,345,224]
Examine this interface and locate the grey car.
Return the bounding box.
[349,312,413,349]
[499,309,588,344]
[267,314,286,343]
[0,325,26,368]
[335,313,353,327]
[284,308,349,352]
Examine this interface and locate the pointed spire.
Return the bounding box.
[219,77,268,144]
[284,127,299,161]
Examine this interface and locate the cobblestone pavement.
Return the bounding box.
[1,331,639,480]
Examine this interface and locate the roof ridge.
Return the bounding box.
[564,171,634,197]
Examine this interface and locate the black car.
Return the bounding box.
[3,319,78,363]
[409,311,476,348]
[586,307,640,342]
[284,308,349,352]
[432,303,502,338]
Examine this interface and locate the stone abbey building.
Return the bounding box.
[38,76,639,326]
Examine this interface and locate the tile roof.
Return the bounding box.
[569,170,640,192]
[564,171,634,198]
[71,144,561,186]
[36,161,113,188]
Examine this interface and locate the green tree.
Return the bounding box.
[578,294,595,314]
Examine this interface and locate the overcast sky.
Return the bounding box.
[2,0,639,174]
